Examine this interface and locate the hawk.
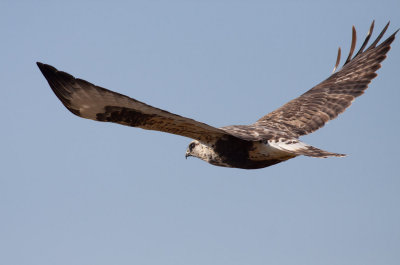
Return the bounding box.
[37,21,397,169]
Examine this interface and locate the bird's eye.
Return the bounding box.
[189,143,195,151]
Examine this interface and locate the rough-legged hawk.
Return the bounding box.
[37,22,397,169]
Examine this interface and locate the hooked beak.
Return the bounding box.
[185,151,191,159]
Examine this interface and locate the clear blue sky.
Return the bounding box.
[1,1,399,264]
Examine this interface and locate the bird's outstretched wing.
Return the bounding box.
[37,62,233,143]
[255,21,398,137]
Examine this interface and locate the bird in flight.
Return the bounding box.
[37,21,397,169]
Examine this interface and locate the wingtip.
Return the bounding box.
[37,62,47,74]
[36,62,59,77]
[36,62,49,70]
[368,20,375,34]
[36,61,44,69]
[344,25,357,65]
[332,46,341,73]
[36,61,47,71]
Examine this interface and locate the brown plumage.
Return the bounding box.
[37,22,397,169]
[256,21,397,137]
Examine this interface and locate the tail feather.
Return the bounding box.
[268,139,346,158]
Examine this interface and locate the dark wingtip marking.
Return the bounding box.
[354,20,375,58]
[367,21,390,50]
[36,62,58,77]
[37,62,81,116]
[335,21,395,72]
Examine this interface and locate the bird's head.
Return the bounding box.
[185,140,201,159]
[185,140,216,161]
[185,140,225,166]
